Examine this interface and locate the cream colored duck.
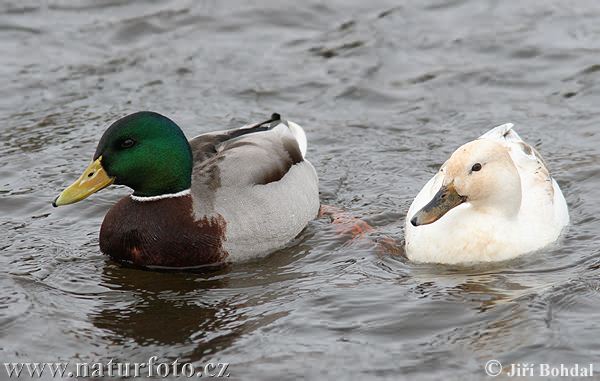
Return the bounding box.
[405,123,569,264]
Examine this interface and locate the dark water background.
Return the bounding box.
[2,1,600,380]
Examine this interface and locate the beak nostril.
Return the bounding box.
[87,172,94,178]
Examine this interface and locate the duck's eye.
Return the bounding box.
[471,163,482,172]
[120,138,136,149]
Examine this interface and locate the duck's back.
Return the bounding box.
[188,116,319,262]
[479,124,569,240]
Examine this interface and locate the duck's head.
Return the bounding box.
[411,139,522,226]
[53,111,193,206]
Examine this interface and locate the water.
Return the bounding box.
[2,1,600,380]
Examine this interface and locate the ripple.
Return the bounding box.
[2,0,600,378]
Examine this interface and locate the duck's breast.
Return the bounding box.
[100,195,229,268]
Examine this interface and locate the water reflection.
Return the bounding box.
[92,264,237,362]
[90,241,310,363]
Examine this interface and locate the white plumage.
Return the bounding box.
[405,123,569,264]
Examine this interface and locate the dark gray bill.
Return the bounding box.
[410,183,467,226]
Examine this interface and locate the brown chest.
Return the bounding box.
[99,195,228,268]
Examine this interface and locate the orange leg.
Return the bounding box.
[319,204,374,239]
[374,236,405,256]
[319,204,404,256]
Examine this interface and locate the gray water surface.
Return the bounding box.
[2,1,600,380]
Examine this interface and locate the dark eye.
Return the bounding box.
[471,163,482,172]
[120,138,136,149]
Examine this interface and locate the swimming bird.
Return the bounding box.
[405,123,569,264]
[53,112,319,268]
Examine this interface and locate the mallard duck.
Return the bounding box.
[405,123,569,264]
[53,112,320,268]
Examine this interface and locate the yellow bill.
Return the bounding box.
[53,156,115,207]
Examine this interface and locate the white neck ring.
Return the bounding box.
[130,189,191,202]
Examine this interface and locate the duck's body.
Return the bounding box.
[405,123,569,264]
[55,112,319,268]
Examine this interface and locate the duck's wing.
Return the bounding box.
[478,123,554,199]
[189,113,309,190]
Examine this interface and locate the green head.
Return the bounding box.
[53,111,193,206]
[95,111,193,196]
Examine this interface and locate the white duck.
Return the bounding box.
[405,123,569,264]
